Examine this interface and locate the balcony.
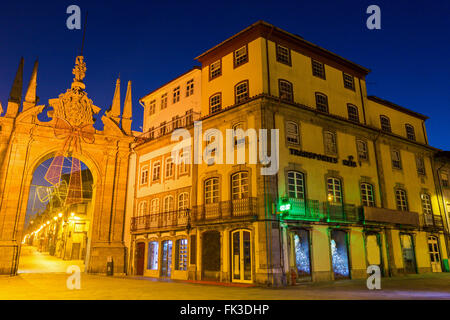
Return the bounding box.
[137,110,201,141]
[192,197,257,222]
[323,203,362,223]
[423,213,445,230]
[130,209,190,232]
[362,206,420,227]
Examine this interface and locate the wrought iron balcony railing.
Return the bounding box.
[192,197,257,221]
[131,209,190,232]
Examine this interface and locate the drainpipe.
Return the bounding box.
[358,78,367,125]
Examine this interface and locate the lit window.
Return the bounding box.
[421,194,432,214]
[380,115,391,132]
[287,171,305,200]
[343,73,355,90]
[161,93,167,109]
[416,155,426,175]
[173,86,180,104]
[209,93,222,114]
[327,178,342,203]
[175,239,188,271]
[276,44,291,65]
[395,189,408,211]
[152,161,161,181]
[140,166,148,185]
[234,46,248,67]
[149,100,156,115]
[165,157,174,178]
[178,192,189,210]
[210,60,221,79]
[356,140,368,161]
[186,79,194,97]
[231,171,249,200]
[315,93,328,113]
[163,195,174,212]
[204,178,219,204]
[391,150,402,169]
[150,198,160,214]
[347,104,359,123]
[361,183,375,207]
[312,60,325,79]
[286,121,300,145]
[405,124,416,141]
[279,79,293,101]
[147,241,158,270]
[235,81,249,104]
[324,131,337,155]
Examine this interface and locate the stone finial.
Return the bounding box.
[5,57,24,118]
[23,60,39,111]
[121,80,132,134]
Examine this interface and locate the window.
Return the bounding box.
[278,79,293,101]
[391,150,402,169]
[380,115,391,132]
[287,171,305,200]
[395,189,408,211]
[315,93,329,113]
[286,121,300,145]
[361,183,375,207]
[421,194,432,214]
[347,104,359,123]
[210,60,221,80]
[233,122,245,146]
[178,192,189,210]
[205,178,219,204]
[179,151,190,175]
[276,44,291,65]
[416,155,426,175]
[149,100,156,115]
[152,161,161,181]
[147,241,158,270]
[441,171,449,187]
[343,73,355,90]
[235,81,249,104]
[324,131,337,155]
[186,79,194,97]
[140,166,148,185]
[173,86,180,104]
[138,201,148,217]
[161,93,167,109]
[312,60,325,79]
[165,157,174,178]
[356,140,368,161]
[175,239,188,271]
[159,121,166,136]
[209,93,222,114]
[150,198,160,214]
[234,46,248,67]
[163,195,174,212]
[231,171,249,200]
[405,124,416,141]
[327,178,342,203]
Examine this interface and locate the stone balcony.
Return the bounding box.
[362,206,420,227]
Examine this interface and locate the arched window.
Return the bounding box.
[287,171,305,200]
[405,124,416,141]
[235,80,249,104]
[380,115,391,132]
[315,93,328,113]
[178,192,189,210]
[163,195,174,212]
[327,178,342,203]
[360,183,375,207]
[286,121,300,145]
[421,193,432,214]
[150,198,160,214]
[138,201,148,217]
[347,104,359,123]
[204,178,219,204]
[231,171,249,200]
[395,189,408,211]
[209,93,222,114]
[278,79,293,101]
[165,157,174,178]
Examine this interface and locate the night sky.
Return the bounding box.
[1,0,449,149]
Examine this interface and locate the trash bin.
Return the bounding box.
[443,259,449,272]
[106,256,114,276]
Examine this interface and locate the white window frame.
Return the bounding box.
[231,171,249,200]
[327,177,342,203]
[361,183,375,207]
[395,189,408,211]
[178,192,189,210]
[163,195,174,212]
[165,157,174,178]
[205,178,219,204]
[152,161,161,181]
[286,121,300,145]
[287,171,305,200]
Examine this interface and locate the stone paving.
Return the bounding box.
[1,246,449,300]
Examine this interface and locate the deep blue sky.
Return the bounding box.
[1,0,449,149]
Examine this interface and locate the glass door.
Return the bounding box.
[428,236,442,272]
[400,234,417,274]
[161,240,172,277]
[231,230,252,283]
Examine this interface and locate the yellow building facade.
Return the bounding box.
[128,21,449,285]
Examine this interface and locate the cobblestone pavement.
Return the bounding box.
[17,246,84,273]
[1,246,448,300]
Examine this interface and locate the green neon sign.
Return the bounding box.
[280,203,291,212]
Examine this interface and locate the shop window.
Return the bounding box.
[175,239,188,271]
[147,241,159,270]
[330,230,350,279]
